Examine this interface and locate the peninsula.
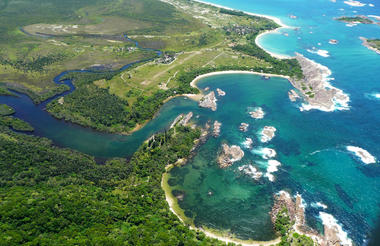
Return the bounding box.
[360,37,380,55]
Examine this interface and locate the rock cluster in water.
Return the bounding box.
[199,91,217,111]
[260,126,277,143]
[216,88,226,96]
[249,107,265,119]
[238,164,263,180]
[239,122,249,132]
[217,143,244,168]
[213,120,221,137]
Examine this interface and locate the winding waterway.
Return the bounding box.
[1,1,380,245]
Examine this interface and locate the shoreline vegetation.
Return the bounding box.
[162,172,282,246]
[1,0,306,135]
[360,37,380,55]
[0,118,227,245]
[160,117,319,245]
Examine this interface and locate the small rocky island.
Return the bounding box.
[213,120,221,137]
[217,143,244,168]
[216,88,226,96]
[249,107,265,119]
[260,126,277,143]
[291,53,349,111]
[199,91,217,111]
[239,122,249,132]
[336,15,374,25]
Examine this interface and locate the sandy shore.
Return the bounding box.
[161,172,281,246]
[255,30,294,59]
[190,70,290,91]
[193,0,294,60]
[193,0,290,28]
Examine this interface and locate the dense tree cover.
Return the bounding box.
[0,116,34,132]
[47,84,132,133]
[274,207,314,246]
[0,124,227,245]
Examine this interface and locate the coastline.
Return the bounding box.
[190,70,290,90]
[359,37,380,55]
[161,171,281,246]
[192,0,294,60]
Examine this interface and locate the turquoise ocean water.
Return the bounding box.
[168,0,380,244]
[0,0,379,244]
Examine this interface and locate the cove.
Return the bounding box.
[166,72,380,244]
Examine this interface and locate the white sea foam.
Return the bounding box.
[366,92,380,100]
[346,23,357,27]
[252,147,277,159]
[265,160,281,182]
[238,164,263,180]
[368,15,380,21]
[369,3,375,7]
[299,58,350,112]
[319,212,353,246]
[241,138,253,149]
[346,146,376,164]
[311,202,328,209]
[307,48,330,57]
[344,0,366,7]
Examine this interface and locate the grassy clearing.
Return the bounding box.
[0,0,204,98]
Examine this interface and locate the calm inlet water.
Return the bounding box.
[0,0,379,244]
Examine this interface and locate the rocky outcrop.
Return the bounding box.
[170,112,193,128]
[288,89,300,102]
[239,122,249,132]
[217,144,244,168]
[271,191,352,246]
[260,126,276,143]
[290,53,349,111]
[213,120,221,137]
[216,88,226,96]
[249,107,265,119]
[238,164,263,181]
[199,91,217,111]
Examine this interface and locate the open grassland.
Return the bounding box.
[104,44,272,104]
[0,0,205,100]
[47,0,302,133]
[1,0,302,133]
